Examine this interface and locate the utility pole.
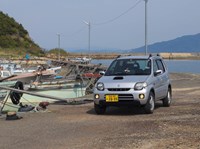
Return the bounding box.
[57,34,60,61]
[83,21,91,59]
[144,0,148,55]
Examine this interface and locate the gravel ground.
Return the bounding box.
[0,73,200,149]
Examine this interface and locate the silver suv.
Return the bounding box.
[93,54,172,114]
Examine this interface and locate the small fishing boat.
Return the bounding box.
[6,65,61,85]
[7,69,56,85]
[69,57,92,64]
[0,80,87,113]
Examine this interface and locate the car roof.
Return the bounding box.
[116,55,162,60]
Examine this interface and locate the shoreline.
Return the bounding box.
[66,52,200,60]
[3,52,200,63]
[0,51,199,61]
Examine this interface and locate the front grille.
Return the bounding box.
[107,88,130,91]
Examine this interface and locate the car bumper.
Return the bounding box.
[94,88,150,106]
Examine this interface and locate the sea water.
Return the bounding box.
[91,59,200,74]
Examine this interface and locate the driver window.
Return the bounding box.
[156,59,165,72]
[153,59,165,74]
[153,60,159,73]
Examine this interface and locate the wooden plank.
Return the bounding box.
[0,75,17,82]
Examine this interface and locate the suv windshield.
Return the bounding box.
[105,59,151,76]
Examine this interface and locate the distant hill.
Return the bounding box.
[129,33,200,53]
[0,11,43,56]
[67,33,200,54]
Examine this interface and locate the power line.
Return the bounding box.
[69,26,86,37]
[93,0,143,26]
[61,0,143,48]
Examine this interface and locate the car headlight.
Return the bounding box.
[134,82,147,90]
[96,82,104,91]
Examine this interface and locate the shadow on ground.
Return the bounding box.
[87,102,164,116]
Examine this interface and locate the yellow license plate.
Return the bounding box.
[106,95,118,102]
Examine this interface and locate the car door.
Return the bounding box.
[158,59,169,97]
[154,59,168,99]
[153,59,163,100]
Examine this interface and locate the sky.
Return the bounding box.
[1,0,200,52]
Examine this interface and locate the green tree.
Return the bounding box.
[0,11,43,56]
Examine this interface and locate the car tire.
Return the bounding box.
[144,92,155,114]
[163,88,172,107]
[94,103,106,115]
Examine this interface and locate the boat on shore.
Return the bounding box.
[0,65,61,85]
[0,58,99,112]
[0,80,87,112]
[68,57,92,64]
[0,72,87,105]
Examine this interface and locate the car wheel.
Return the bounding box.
[94,103,106,115]
[144,92,155,114]
[163,88,172,107]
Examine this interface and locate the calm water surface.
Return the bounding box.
[91,59,200,74]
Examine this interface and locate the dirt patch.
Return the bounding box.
[0,73,200,149]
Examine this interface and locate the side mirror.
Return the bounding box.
[154,70,162,76]
[99,71,105,76]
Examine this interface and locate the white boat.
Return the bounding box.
[1,65,61,85]
[82,57,92,64]
[69,57,92,64]
[22,83,86,103]
[0,61,23,74]
[23,76,86,103]
[0,70,12,78]
[0,81,86,112]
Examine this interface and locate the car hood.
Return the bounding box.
[97,75,149,88]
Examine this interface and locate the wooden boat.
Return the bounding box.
[7,69,56,85]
